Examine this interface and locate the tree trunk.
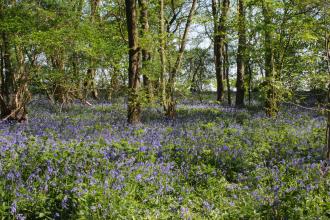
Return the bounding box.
[225,43,231,106]
[212,0,229,103]
[85,67,98,99]
[0,44,3,94]
[327,82,330,160]
[262,2,277,117]
[326,27,330,159]
[247,59,253,106]
[235,0,246,107]
[125,0,141,124]
[49,52,69,104]
[159,0,167,110]
[108,66,120,100]
[212,0,222,102]
[0,32,29,122]
[85,0,100,100]
[139,0,153,101]
[165,0,197,118]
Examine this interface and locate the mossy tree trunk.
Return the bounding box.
[139,0,153,102]
[159,0,167,111]
[125,0,141,124]
[225,43,231,105]
[236,0,246,107]
[262,2,278,117]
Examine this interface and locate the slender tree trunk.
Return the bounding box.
[247,60,253,106]
[85,0,100,100]
[108,66,120,100]
[0,45,3,93]
[262,2,277,117]
[212,0,222,102]
[327,80,330,160]
[236,0,246,107]
[139,0,153,101]
[125,0,141,124]
[0,32,14,118]
[212,0,229,102]
[165,0,197,118]
[159,0,166,109]
[225,43,231,106]
[326,27,330,159]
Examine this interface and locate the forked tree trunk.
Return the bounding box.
[125,0,141,124]
[0,32,29,122]
[235,0,246,107]
[165,0,197,118]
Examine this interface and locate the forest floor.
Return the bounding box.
[0,98,329,219]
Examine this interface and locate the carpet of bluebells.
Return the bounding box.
[0,99,329,219]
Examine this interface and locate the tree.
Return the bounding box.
[262,1,277,117]
[236,0,246,107]
[327,33,330,159]
[159,0,166,110]
[325,6,330,159]
[84,0,100,100]
[0,1,30,122]
[125,0,141,124]
[225,42,231,105]
[212,0,230,102]
[162,0,198,118]
[139,0,153,102]
[183,48,213,93]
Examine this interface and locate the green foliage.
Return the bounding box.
[0,103,328,219]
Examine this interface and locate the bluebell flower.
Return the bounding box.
[10,201,17,214]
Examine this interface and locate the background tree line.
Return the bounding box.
[0,0,329,156]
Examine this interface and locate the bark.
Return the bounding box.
[0,32,29,122]
[108,67,119,100]
[90,0,100,21]
[326,28,330,159]
[85,0,100,100]
[139,0,153,101]
[225,43,231,106]
[235,0,246,107]
[84,67,98,99]
[159,0,166,109]
[125,0,141,124]
[247,59,253,106]
[262,2,278,117]
[212,0,230,102]
[0,44,3,93]
[49,52,68,104]
[165,0,197,118]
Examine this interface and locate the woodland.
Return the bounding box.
[0,0,330,219]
